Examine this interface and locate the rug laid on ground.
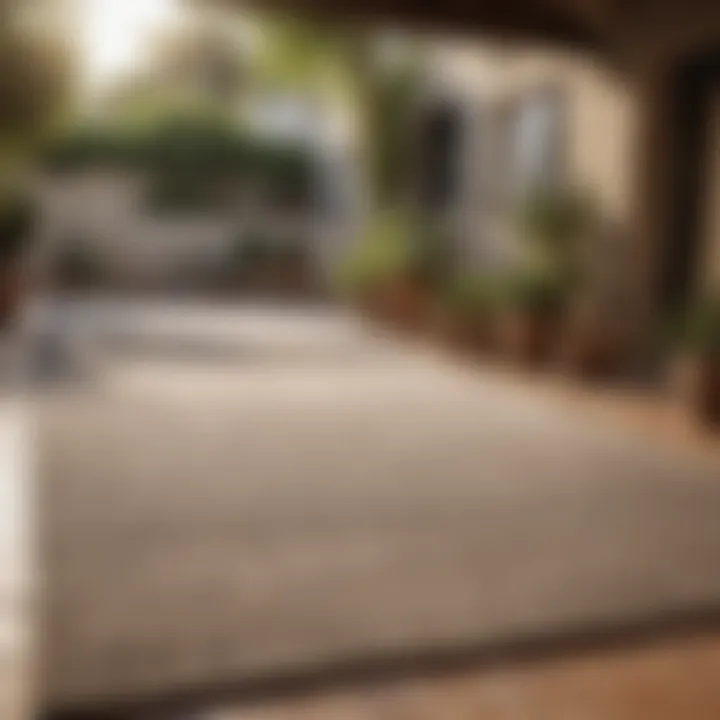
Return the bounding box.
[40,332,720,714]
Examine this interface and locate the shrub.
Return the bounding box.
[44,117,319,215]
[515,187,596,297]
[42,127,143,173]
[440,274,501,320]
[516,186,595,254]
[412,222,455,287]
[336,212,416,296]
[252,143,316,209]
[501,264,570,317]
[337,212,452,297]
[142,115,249,179]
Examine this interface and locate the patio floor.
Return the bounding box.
[38,299,720,716]
[212,630,720,720]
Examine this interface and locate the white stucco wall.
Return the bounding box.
[425,41,638,275]
[33,169,347,288]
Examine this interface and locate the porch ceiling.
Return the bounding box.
[217,0,720,62]
[251,0,603,47]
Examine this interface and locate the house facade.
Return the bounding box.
[416,38,720,354]
[246,0,720,365]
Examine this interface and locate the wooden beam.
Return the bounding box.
[210,0,607,50]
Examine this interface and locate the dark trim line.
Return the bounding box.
[43,604,720,720]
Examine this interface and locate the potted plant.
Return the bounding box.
[670,297,720,427]
[0,195,35,330]
[498,265,569,366]
[559,294,623,379]
[336,212,423,326]
[335,250,384,317]
[516,187,594,272]
[432,274,500,352]
[381,217,454,331]
[510,186,597,368]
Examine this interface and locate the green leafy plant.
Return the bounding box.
[250,16,425,212]
[338,211,455,299]
[517,187,595,253]
[412,222,455,287]
[0,18,73,153]
[507,186,595,320]
[142,114,249,179]
[515,187,596,295]
[502,264,570,317]
[252,143,316,208]
[42,126,145,173]
[440,274,501,320]
[43,115,319,215]
[336,212,416,295]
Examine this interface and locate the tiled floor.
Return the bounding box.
[39,301,720,717]
[202,344,720,720]
[425,339,720,463]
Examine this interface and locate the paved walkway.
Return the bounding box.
[38,299,720,715]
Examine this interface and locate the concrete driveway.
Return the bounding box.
[38,299,720,714]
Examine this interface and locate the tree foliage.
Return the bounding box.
[42,112,318,212]
[0,1,74,152]
[250,15,425,210]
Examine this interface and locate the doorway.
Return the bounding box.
[417,101,464,213]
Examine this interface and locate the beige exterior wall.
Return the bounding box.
[428,42,638,290]
[564,61,637,223]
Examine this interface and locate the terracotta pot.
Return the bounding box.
[500,311,558,366]
[453,316,496,354]
[0,264,23,331]
[429,308,470,349]
[561,325,620,379]
[383,277,431,331]
[357,289,385,320]
[670,354,720,427]
[470,316,499,353]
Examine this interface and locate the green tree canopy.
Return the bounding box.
[0,1,74,154]
[249,14,426,210]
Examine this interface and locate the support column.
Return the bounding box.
[623,58,677,371]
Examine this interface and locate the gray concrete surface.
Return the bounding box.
[39,299,720,711]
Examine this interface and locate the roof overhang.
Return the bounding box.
[207,0,720,69]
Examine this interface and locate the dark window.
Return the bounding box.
[419,102,463,212]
